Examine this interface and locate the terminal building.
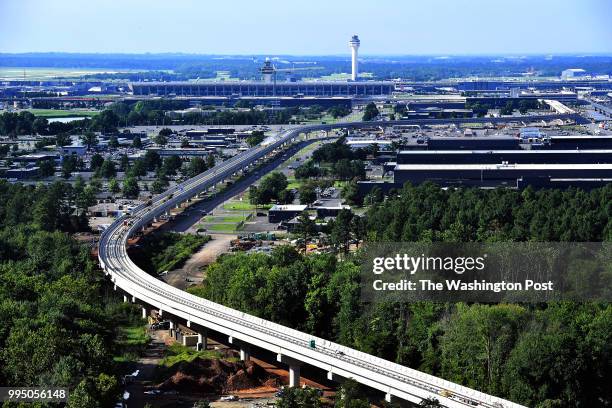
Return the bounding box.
[129,81,395,97]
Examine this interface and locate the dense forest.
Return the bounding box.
[189,183,612,407]
[0,180,144,407]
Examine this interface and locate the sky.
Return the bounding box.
[0,0,611,55]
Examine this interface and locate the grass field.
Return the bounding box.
[204,215,250,223]
[204,223,242,232]
[113,324,150,363]
[0,67,140,81]
[159,343,230,367]
[26,109,99,118]
[223,201,271,211]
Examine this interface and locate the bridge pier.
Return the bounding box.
[239,344,251,362]
[385,393,393,403]
[197,329,208,351]
[277,354,302,387]
[289,364,301,388]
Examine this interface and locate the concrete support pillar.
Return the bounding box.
[197,328,208,351]
[113,284,117,291]
[131,296,136,303]
[123,295,128,303]
[289,364,301,388]
[240,344,251,362]
[385,393,393,403]
[141,307,148,320]
[278,354,302,387]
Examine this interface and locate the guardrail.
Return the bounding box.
[99,121,529,408]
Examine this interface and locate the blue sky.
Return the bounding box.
[0,0,610,55]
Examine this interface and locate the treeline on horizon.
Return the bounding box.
[2,53,612,80]
[0,101,300,136]
[189,182,612,407]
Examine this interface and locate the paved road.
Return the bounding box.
[164,234,234,290]
[164,138,324,233]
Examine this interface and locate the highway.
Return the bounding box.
[98,119,535,408]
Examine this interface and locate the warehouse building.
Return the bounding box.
[395,150,612,165]
[393,163,612,188]
[268,204,307,223]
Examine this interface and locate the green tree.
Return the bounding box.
[38,159,55,178]
[97,159,117,179]
[132,135,142,148]
[55,132,71,147]
[151,175,169,194]
[362,102,380,121]
[188,157,208,178]
[122,176,140,198]
[89,153,104,171]
[162,155,182,176]
[108,135,119,149]
[330,209,354,254]
[206,154,216,169]
[143,150,162,171]
[246,130,266,147]
[419,398,442,407]
[277,387,322,408]
[295,211,317,251]
[108,178,120,194]
[119,154,130,172]
[80,131,98,150]
[61,155,78,179]
[299,184,317,205]
[341,181,362,206]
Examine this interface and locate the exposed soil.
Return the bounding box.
[157,358,281,395]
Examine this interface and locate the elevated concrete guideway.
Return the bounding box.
[97,116,562,408]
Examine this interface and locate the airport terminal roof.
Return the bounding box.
[130,80,394,86]
[398,149,612,154]
[394,163,612,171]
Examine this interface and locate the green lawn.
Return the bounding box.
[223,200,271,211]
[287,177,302,190]
[113,324,150,363]
[159,343,233,367]
[223,201,256,211]
[116,325,150,347]
[204,215,250,223]
[0,66,140,81]
[27,109,99,118]
[205,223,240,232]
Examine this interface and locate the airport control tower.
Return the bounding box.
[349,35,360,81]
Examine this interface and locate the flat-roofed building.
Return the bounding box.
[268,204,308,223]
[393,163,612,188]
[130,81,395,97]
[395,149,612,165]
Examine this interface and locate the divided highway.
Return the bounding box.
[99,120,531,408]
